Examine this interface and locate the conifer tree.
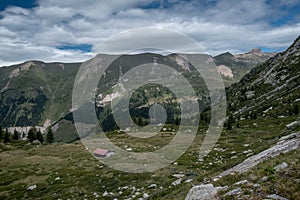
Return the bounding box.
[13,129,19,140]
[3,129,10,143]
[294,104,299,115]
[27,127,37,142]
[0,125,3,140]
[36,130,44,144]
[46,128,54,144]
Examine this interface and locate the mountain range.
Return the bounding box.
[0,48,279,142]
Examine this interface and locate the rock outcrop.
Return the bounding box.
[186,131,300,200]
[216,132,300,178]
[185,184,225,200]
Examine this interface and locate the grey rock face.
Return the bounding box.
[186,132,300,199]
[185,184,225,200]
[216,132,300,178]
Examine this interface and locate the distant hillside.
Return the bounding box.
[0,61,81,127]
[0,49,277,142]
[214,48,276,85]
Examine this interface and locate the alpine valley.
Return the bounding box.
[0,36,299,200]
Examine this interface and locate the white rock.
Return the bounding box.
[93,192,99,198]
[103,191,109,197]
[224,187,241,196]
[261,176,268,181]
[148,184,157,189]
[243,149,252,154]
[54,177,60,181]
[212,177,219,182]
[121,186,129,190]
[274,162,288,172]
[263,107,273,113]
[172,174,185,178]
[267,194,288,200]
[234,180,248,185]
[171,178,182,186]
[286,121,299,129]
[185,179,193,183]
[27,185,37,191]
[143,193,149,198]
[32,140,41,145]
[135,191,140,196]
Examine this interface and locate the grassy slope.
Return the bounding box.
[0,115,299,199]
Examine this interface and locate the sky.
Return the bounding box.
[0,0,300,66]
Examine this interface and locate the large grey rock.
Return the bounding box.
[267,194,288,200]
[274,162,288,172]
[185,184,224,200]
[32,140,41,145]
[286,121,300,130]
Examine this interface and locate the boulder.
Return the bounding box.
[185,184,224,200]
[32,140,41,145]
[274,162,288,172]
[27,185,37,191]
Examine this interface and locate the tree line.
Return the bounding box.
[0,126,54,144]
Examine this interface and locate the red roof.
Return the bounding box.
[93,148,108,156]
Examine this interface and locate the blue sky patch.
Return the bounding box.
[57,44,92,52]
[261,47,287,53]
[0,0,36,11]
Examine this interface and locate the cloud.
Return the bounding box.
[93,27,207,55]
[0,42,94,66]
[0,0,299,66]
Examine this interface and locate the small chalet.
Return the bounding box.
[93,148,110,158]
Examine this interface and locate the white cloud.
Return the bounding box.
[0,0,299,66]
[0,42,94,67]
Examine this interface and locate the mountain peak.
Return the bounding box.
[214,51,233,59]
[249,48,262,55]
[288,35,300,50]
